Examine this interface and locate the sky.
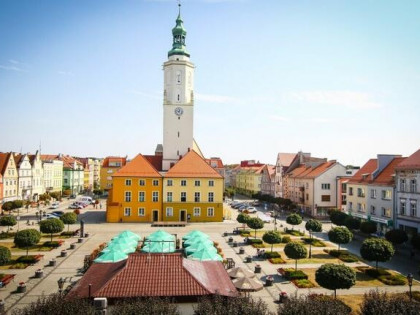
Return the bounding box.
[1,0,420,166]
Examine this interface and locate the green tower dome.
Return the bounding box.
[168,4,190,58]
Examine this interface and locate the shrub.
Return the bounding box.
[247,238,263,245]
[0,216,17,233]
[237,213,250,226]
[269,257,286,264]
[293,279,315,288]
[284,241,307,270]
[113,297,180,315]
[281,295,351,315]
[315,264,356,298]
[329,209,348,226]
[194,295,271,315]
[344,216,361,230]
[360,221,377,234]
[361,289,420,315]
[285,229,304,236]
[360,238,394,269]
[385,229,408,245]
[286,213,302,229]
[305,219,322,233]
[43,241,62,248]
[282,236,291,243]
[252,243,266,249]
[16,255,40,264]
[284,268,308,280]
[60,231,76,237]
[262,231,282,252]
[60,212,77,232]
[264,251,281,259]
[328,226,353,250]
[0,246,11,265]
[0,231,16,239]
[301,238,326,247]
[11,263,28,269]
[40,218,64,241]
[239,230,251,237]
[14,229,41,256]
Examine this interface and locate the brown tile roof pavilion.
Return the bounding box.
[67,253,238,301]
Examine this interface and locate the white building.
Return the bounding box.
[395,148,420,235]
[15,154,32,201]
[29,151,44,201]
[274,153,296,198]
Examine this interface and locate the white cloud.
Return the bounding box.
[0,59,28,72]
[289,90,382,109]
[195,93,240,104]
[0,65,26,72]
[269,115,289,122]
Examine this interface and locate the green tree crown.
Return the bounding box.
[262,231,282,252]
[236,213,250,225]
[14,229,41,256]
[385,229,408,245]
[328,226,353,250]
[40,218,64,241]
[360,238,394,269]
[286,213,302,226]
[284,241,307,260]
[305,219,322,232]
[315,263,356,296]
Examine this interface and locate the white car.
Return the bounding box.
[246,207,258,213]
[49,204,59,209]
[46,214,60,219]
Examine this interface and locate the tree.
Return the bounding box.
[284,241,307,270]
[412,234,420,251]
[360,238,394,270]
[315,264,356,298]
[1,201,14,212]
[286,213,302,230]
[194,295,271,315]
[38,193,51,202]
[344,216,361,230]
[246,217,264,239]
[236,213,250,229]
[14,229,41,256]
[385,229,408,245]
[360,221,377,234]
[12,200,23,210]
[328,226,353,251]
[329,209,348,226]
[60,212,77,232]
[40,218,64,241]
[305,219,322,258]
[0,246,11,265]
[361,290,420,315]
[281,295,351,315]
[262,231,282,252]
[113,297,180,315]
[0,215,17,234]
[49,191,61,201]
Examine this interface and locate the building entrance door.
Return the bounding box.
[180,210,186,222]
[153,210,159,222]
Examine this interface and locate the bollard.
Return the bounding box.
[255,264,262,273]
[17,283,27,293]
[70,243,76,250]
[239,247,245,255]
[233,241,238,247]
[266,276,273,286]
[35,269,43,278]
[49,259,56,267]
[78,238,83,243]
[61,250,67,257]
[228,237,233,243]
[245,256,252,263]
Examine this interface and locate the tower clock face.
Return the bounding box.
[174,107,184,116]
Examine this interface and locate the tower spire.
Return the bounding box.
[168,1,189,58]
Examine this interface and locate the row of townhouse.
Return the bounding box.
[345,149,420,235]
[231,160,265,194]
[0,151,103,204]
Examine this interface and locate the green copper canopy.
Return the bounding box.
[168,4,190,58]
[94,250,128,263]
[182,230,210,241]
[185,243,217,256]
[188,248,223,261]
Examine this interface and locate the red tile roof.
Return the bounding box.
[41,154,59,162]
[102,156,127,168]
[348,159,378,184]
[113,154,162,178]
[286,161,337,179]
[58,155,83,169]
[0,153,12,175]
[396,148,420,170]
[166,151,223,178]
[373,157,406,186]
[277,153,297,167]
[68,253,237,300]
[144,155,163,172]
[205,158,224,169]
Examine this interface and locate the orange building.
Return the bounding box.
[100,156,127,191]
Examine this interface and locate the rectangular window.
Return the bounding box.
[207,207,214,217]
[411,201,417,217]
[138,208,145,216]
[400,200,406,215]
[342,183,347,191]
[139,179,145,186]
[382,208,391,218]
[193,207,201,216]
[138,191,145,202]
[349,187,353,196]
[152,191,159,202]
[400,179,406,192]
[411,179,417,193]
[357,188,365,197]
[357,203,363,212]
[153,180,159,186]
[349,202,353,210]
[382,190,391,200]
[167,192,173,202]
[181,180,187,186]
[167,179,173,186]
[321,183,330,190]
[208,180,214,187]
[208,192,214,202]
[370,205,376,215]
[321,195,331,202]
[124,207,131,216]
[370,189,377,199]
[125,179,131,186]
[181,192,186,202]
[125,191,131,202]
[194,192,200,202]
[194,180,201,187]
[166,207,173,217]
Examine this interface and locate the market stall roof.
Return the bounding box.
[182,230,210,240]
[116,230,141,241]
[141,240,175,253]
[101,243,137,254]
[188,248,223,261]
[232,277,263,291]
[146,230,175,241]
[185,243,217,256]
[227,267,255,279]
[94,250,128,263]
[184,237,213,247]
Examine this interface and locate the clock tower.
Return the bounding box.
[162,4,195,171]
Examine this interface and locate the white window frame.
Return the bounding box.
[152,191,159,202]
[167,192,173,202]
[181,180,187,186]
[194,192,200,202]
[181,192,186,202]
[138,208,145,216]
[208,180,214,187]
[124,207,131,216]
[371,189,377,199]
[411,200,417,217]
[138,191,145,202]
[207,207,214,217]
[166,207,173,217]
[208,192,214,202]
[193,207,201,217]
[139,179,145,186]
[152,179,159,186]
[125,191,131,202]
[125,179,132,186]
[194,180,200,187]
[167,179,173,186]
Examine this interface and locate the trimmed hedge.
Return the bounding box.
[301,238,326,247]
[284,268,309,280]
[43,241,62,248]
[247,238,263,245]
[269,257,286,264]
[264,251,281,259]
[364,268,406,285]
[16,255,40,264]
[293,279,315,288]
[286,229,305,236]
[326,249,359,262]
[282,236,292,243]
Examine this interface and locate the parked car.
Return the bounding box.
[69,194,76,199]
[51,211,64,217]
[238,205,248,212]
[49,204,59,209]
[246,207,257,213]
[69,204,83,209]
[46,214,59,219]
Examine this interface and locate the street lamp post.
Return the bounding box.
[57,277,65,295]
[407,273,414,301]
[308,228,312,258]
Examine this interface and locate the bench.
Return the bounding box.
[151,221,186,227]
[0,274,16,288]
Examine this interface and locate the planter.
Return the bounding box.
[49,259,56,267]
[17,284,26,293]
[223,232,228,237]
[279,291,288,303]
[233,241,238,247]
[266,276,273,286]
[245,256,252,263]
[78,238,83,243]
[70,243,76,250]
[84,233,90,238]
[239,247,245,255]
[228,237,233,243]
[61,250,67,257]
[255,265,262,273]
[35,269,43,278]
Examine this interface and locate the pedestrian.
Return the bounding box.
[100,203,102,209]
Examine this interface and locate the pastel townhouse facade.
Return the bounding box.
[234,161,265,194]
[29,151,44,201]
[0,174,3,203]
[287,160,347,217]
[100,157,127,191]
[0,152,18,202]
[205,157,225,187]
[15,154,32,201]
[395,148,420,235]
[76,158,95,192]
[261,164,276,197]
[93,158,101,189]
[41,155,63,194]
[59,155,84,195]
[336,167,360,211]
[274,153,296,198]
[346,155,402,233]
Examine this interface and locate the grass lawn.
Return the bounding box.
[0,242,54,252]
[283,251,342,264]
[0,255,29,270]
[303,268,385,288]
